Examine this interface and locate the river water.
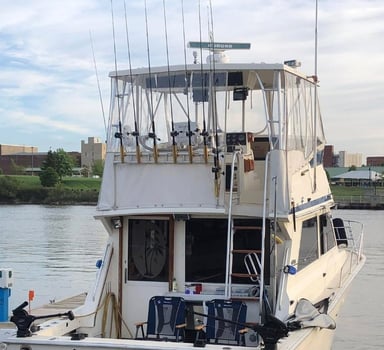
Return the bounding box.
[0,205,381,349]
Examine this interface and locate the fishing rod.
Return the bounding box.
[208,0,221,198]
[313,0,319,191]
[198,0,209,164]
[110,0,124,163]
[163,0,178,163]
[89,31,107,141]
[124,0,140,163]
[181,0,194,163]
[144,0,158,163]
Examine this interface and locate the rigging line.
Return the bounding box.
[198,0,208,163]
[110,0,124,163]
[163,0,177,163]
[89,30,107,141]
[181,0,194,163]
[123,0,141,163]
[144,0,158,163]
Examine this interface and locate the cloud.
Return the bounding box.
[0,0,383,160]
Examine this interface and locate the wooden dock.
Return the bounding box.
[1,293,87,332]
[31,292,87,318]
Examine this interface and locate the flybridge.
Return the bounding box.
[188,41,251,51]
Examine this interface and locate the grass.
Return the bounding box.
[8,175,102,191]
[330,185,365,197]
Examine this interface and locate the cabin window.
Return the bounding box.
[128,219,169,282]
[298,217,319,270]
[185,218,227,283]
[320,214,336,254]
[185,218,266,284]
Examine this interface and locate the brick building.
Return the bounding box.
[367,156,384,166]
[0,144,81,175]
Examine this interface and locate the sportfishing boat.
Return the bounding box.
[1,34,365,350]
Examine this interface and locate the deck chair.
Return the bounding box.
[204,299,248,346]
[135,296,186,342]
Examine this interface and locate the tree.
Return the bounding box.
[39,167,59,187]
[10,159,25,175]
[39,148,74,187]
[91,159,104,177]
[0,176,20,200]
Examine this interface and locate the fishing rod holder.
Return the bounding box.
[10,301,75,337]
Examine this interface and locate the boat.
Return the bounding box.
[1,10,365,350]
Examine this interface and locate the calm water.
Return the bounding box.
[0,205,107,311]
[0,205,382,348]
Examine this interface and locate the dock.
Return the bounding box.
[0,292,87,329]
[30,292,87,318]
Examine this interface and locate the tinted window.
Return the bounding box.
[320,214,336,254]
[185,218,266,284]
[128,219,169,281]
[298,217,319,270]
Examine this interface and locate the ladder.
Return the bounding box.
[230,225,262,299]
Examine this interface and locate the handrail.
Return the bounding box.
[259,151,271,317]
[224,150,242,299]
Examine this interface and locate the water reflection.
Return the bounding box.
[0,205,106,310]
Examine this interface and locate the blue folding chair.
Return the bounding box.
[135,296,186,342]
[205,299,248,345]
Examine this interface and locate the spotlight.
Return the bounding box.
[111,217,122,229]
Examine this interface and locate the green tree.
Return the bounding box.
[55,149,74,180]
[91,159,104,177]
[39,167,60,187]
[0,176,20,200]
[39,149,74,186]
[10,159,25,175]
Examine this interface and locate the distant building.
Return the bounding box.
[81,137,106,169]
[0,152,47,175]
[338,151,363,167]
[323,145,335,167]
[0,144,38,156]
[367,156,384,166]
[0,143,81,175]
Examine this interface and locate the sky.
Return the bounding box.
[0,0,383,161]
